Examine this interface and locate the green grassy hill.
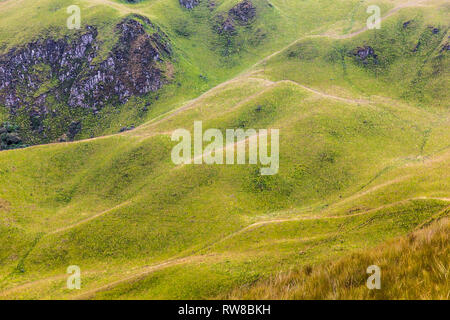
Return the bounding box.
[0,0,448,299]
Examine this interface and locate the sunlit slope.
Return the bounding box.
[1,147,447,299]
[0,0,449,299]
[255,4,449,109]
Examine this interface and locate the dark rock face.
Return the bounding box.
[179,0,200,9]
[216,14,236,35]
[356,46,375,60]
[0,17,171,144]
[68,18,171,111]
[403,21,412,28]
[215,0,256,35]
[431,28,440,34]
[0,27,98,114]
[229,0,256,24]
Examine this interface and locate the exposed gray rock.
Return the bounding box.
[229,0,256,24]
[214,0,256,35]
[352,46,378,64]
[0,17,172,144]
[68,18,171,110]
[179,0,200,9]
[0,26,99,114]
[403,21,412,28]
[216,14,236,34]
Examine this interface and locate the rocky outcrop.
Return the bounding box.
[0,27,98,114]
[68,18,171,111]
[208,0,216,11]
[216,14,236,35]
[229,0,256,24]
[179,0,200,9]
[0,16,171,144]
[431,27,440,34]
[215,0,256,35]
[351,46,378,64]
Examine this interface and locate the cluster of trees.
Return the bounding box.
[0,122,27,150]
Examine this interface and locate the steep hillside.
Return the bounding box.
[0,0,368,145]
[0,0,448,300]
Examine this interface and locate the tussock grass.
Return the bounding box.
[225,217,450,300]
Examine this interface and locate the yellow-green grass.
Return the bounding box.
[2,191,447,299]
[1,76,448,298]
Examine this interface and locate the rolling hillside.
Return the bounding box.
[0,0,449,299]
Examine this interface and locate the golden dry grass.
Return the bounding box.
[226,216,450,300]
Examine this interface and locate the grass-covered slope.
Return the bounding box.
[0,0,449,299]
